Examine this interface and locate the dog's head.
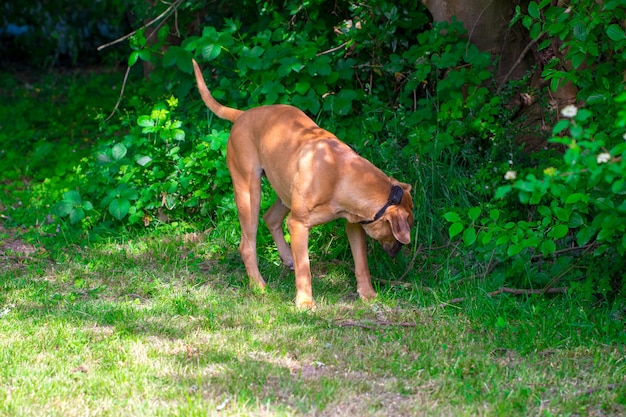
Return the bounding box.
[361,180,414,257]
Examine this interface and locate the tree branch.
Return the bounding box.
[97,0,183,51]
[436,286,569,309]
[497,31,545,94]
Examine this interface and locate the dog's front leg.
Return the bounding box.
[287,216,315,309]
[346,222,377,301]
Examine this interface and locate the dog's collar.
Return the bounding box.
[360,185,404,225]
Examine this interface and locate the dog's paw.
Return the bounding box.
[357,287,378,301]
[295,294,316,310]
[248,278,267,295]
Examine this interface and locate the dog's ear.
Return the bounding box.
[390,178,412,194]
[388,211,411,245]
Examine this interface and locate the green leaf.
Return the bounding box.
[541,240,556,256]
[553,120,570,135]
[137,115,155,128]
[120,187,139,201]
[449,222,464,239]
[468,206,481,222]
[553,206,570,222]
[568,212,584,228]
[570,52,585,70]
[69,207,85,224]
[109,198,131,220]
[495,185,512,199]
[597,226,614,242]
[537,205,551,217]
[607,24,626,41]
[549,224,569,239]
[173,129,186,142]
[128,51,140,67]
[463,227,477,246]
[573,22,587,41]
[528,1,540,19]
[63,190,82,205]
[507,242,526,256]
[56,200,74,217]
[111,143,127,161]
[576,226,596,246]
[138,49,152,62]
[163,46,182,67]
[201,44,221,61]
[489,209,500,222]
[443,212,461,223]
[136,155,152,166]
[530,22,542,40]
[332,89,359,115]
[565,192,587,204]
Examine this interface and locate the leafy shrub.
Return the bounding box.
[56,96,231,228]
[445,1,626,300]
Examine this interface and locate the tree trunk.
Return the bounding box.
[422,0,577,152]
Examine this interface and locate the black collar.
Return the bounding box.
[359,185,404,225]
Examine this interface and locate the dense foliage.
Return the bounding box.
[1,0,624,305]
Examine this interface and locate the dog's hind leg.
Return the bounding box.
[231,169,266,289]
[263,199,294,269]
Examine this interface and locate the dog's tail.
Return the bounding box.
[192,59,243,123]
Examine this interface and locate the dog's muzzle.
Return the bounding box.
[384,241,403,258]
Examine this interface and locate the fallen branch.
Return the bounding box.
[437,286,569,309]
[334,319,417,330]
[580,383,621,396]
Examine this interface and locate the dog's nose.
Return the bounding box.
[384,241,403,258]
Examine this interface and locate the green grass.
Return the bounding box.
[0,66,624,416]
[1,230,624,416]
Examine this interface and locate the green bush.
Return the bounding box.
[445,0,626,300]
[46,0,625,304]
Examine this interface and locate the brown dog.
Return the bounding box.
[192,59,414,308]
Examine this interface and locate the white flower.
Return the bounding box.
[597,153,611,164]
[561,105,578,118]
[504,170,517,180]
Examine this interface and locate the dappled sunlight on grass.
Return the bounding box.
[1,231,624,416]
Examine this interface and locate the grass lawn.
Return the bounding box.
[1,229,624,416]
[0,65,624,416]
